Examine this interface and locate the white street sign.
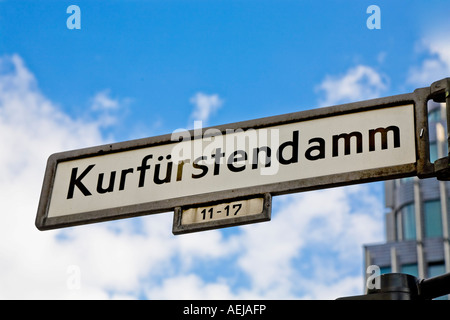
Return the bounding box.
[36,95,428,231]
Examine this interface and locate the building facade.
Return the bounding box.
[363,101,450,299]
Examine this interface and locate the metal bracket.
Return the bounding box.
[430,78,450,180]
[430,78,450,103]
[435,156,450,181]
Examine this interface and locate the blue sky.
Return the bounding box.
[0,0,450,299]
[3,0,446,136]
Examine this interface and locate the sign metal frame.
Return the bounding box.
[36,80,445,231]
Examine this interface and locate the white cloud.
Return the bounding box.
[88,88,131,128]
[303,275,363,300]
[408,36,450,86]
[189,92,223,125]
[234,185,383,299]
[316,65,388,107]
[0,54,233,299]
[0,54,175,299]
[146,274,236,300]
[91,89,120,111]
[0,54,106,298]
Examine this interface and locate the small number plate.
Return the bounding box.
[172,194,271,235]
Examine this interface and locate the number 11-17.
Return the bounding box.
[201,203,242,220]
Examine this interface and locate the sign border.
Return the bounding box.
[36,84,436,231]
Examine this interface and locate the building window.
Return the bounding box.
[428,262,448,300]
[428,107,442,122]
[401,204,416,240]
[401,264,418,277]
[424,200,443,238]
[428,262,445,278]
[380,266,391,275]
[429,142,438,163]
[395,177,413,187]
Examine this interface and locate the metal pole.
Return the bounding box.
[364,248,371,294]
[337,272,450,299]
[419,272,450,300]
[446,79,450,154]
[390,246,398,273]
[443,80,450,299]
[436,122,450,276]
[414,177,426,279]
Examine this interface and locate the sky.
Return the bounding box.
[0,0,449,299]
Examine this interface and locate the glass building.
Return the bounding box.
[363,100,450,299]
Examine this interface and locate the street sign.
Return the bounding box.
[172,194,271,235]
[36,79,442,231]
